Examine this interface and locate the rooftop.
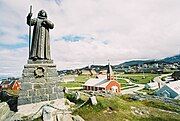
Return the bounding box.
[166,80,180,94]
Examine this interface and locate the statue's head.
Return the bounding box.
[38,10,47,19]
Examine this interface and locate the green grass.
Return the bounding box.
[117,73,158,84]
[75,75,91,83]
[73,95,180,121]
[142,100,180,113]
[65,93,84,104]
[139,88,155,95]
[121,83,128,87]
[2,89,19,96]
[61,82,83,88]
[117,78,128,83]
[33,117,42,121]
[117,78,129,87]
[60,75,91,88]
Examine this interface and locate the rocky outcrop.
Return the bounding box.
[0,102,14,121]
[0,99,84,121]
[42,106,57,121]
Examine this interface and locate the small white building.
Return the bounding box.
[156,80,180,99]
[164,76,174,82]
[144,82,159,90]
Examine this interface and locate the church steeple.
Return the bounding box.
[107,63,114,80]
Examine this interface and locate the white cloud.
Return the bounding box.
[0,0,180,76]
[0,47,27,76]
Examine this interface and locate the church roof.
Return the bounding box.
[83,78,107,87]
[84,77,119,88]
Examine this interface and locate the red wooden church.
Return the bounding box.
[83,63,121,93]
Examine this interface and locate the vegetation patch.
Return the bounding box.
[65,93,84,105]
[139,88,155,95]
[142,100,180,113]
[117,78,128,83]
[33,117,42,121]
[60,75,91,88]
[73,95,180,121]
[118,73,158,84]
[60,82,82,88]
[75,75,91,83]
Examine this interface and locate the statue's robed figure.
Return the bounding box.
[19,8,63,106]
[27,10,54,60]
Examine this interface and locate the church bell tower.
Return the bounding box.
[107,63,114,81]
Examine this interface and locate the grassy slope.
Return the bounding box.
[117,78,133,87]
[118,73,158,84]
[117,78,128,83]
[60,75,91,88]
[73,95,180,121]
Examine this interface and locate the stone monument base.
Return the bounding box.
[18,59,63,105]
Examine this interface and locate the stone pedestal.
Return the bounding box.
[18,59,64,105]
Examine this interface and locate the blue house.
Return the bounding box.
[156,81,180,99]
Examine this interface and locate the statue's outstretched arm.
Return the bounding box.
[43,20,54,29]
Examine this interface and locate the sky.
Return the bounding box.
[0,0,180,76]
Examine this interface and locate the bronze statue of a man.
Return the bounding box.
[27,10,54,60]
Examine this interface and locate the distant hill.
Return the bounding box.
[116,54,180,67]
[0,76,20,81]
[115,60,155,67]
[79,65,107,72]
[79,54,180,71]
[58,54,180,73]
[162,54,180,63]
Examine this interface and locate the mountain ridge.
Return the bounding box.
[116,54,180,67]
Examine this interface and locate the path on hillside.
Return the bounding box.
[121,74,171,94]
[121,74,172,95]
[121,84,144,95]
[120,74,171,95]
[118,77,145,94]
[153,74,172,86]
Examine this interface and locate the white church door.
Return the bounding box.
[111,86,118,93]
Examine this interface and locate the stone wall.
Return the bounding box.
[18,60,64,105]
[18,80,64,105]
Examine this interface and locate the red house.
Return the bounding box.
[83,63,121,93]
[1,80,21,91]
